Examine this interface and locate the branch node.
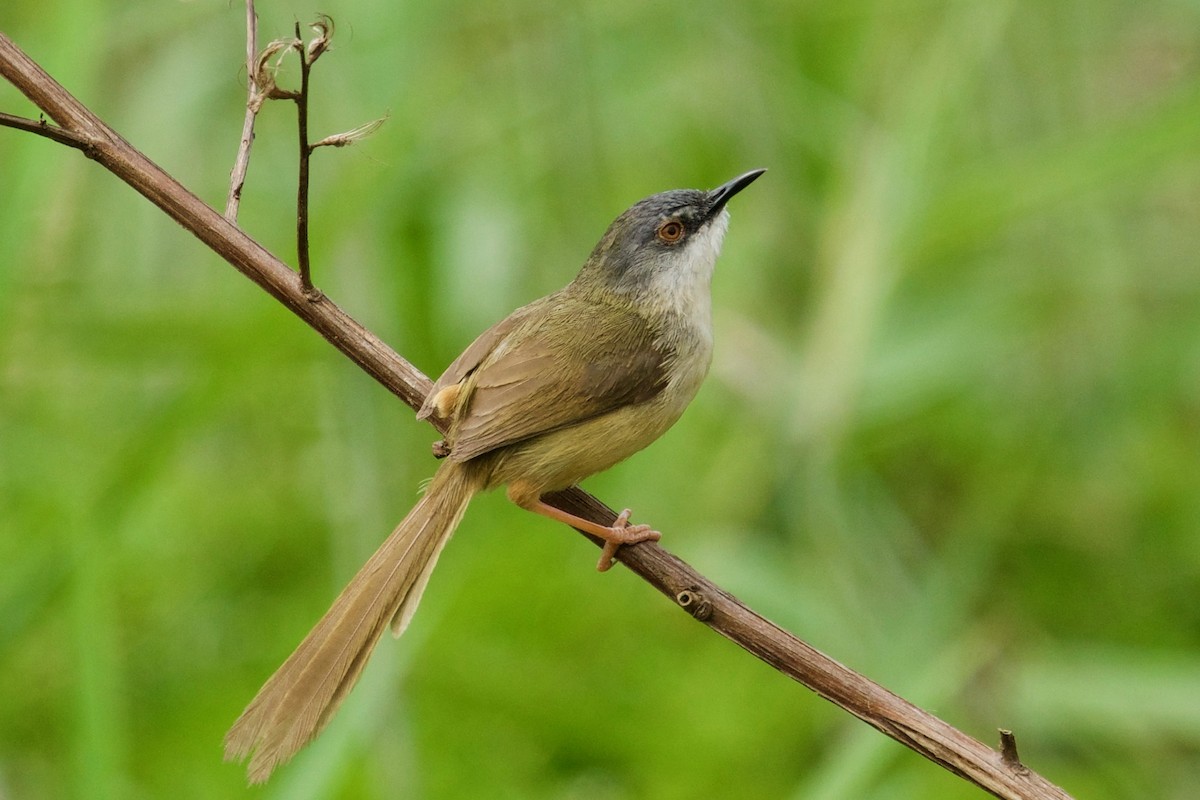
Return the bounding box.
[431,440,451,459]
[998,729,1028,774]
[676,588,713,621]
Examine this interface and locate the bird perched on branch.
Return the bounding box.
[225,169,766,782]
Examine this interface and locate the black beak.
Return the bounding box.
[707,168,766,218]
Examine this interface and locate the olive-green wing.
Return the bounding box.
[416,306,532,423]
[434,300,672,463]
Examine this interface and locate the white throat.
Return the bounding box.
[651,209,729,322]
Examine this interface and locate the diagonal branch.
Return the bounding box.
[1,32,430,410]
[0,31,1073,800]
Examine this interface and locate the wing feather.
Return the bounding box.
[422,296,672,462]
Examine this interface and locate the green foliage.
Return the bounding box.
[2,0,1199,797]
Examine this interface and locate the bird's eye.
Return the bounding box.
[656,220,685,244]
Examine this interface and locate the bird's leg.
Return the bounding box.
[533,501,660,572]
[508,484,660,571]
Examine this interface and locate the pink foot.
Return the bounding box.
[596,508,661,572]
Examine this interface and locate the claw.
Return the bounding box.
[596,508,661,572]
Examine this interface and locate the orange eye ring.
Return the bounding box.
[656,220,685,243]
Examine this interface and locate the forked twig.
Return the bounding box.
[222,13,381,296]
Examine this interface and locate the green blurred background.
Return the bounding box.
[2,1,1199,797]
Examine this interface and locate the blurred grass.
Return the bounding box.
[2,0,1199,798]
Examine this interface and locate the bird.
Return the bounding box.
[224,168,765,782]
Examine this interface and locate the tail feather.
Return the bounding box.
[224,462,477,783]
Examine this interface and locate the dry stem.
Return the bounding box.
[224,0,259,222]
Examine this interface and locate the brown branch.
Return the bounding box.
[0,32,429,411]
[0,31,1073,800]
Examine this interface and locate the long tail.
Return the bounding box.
[223,461,478,783]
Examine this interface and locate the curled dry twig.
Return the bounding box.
[312,117,388,150]
[251,37,302,105]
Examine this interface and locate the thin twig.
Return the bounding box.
[293,20,314,295]
[224,0,259,222]
[0,111,95,151]
[0,31,1074,800]
[291,17,333,299]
